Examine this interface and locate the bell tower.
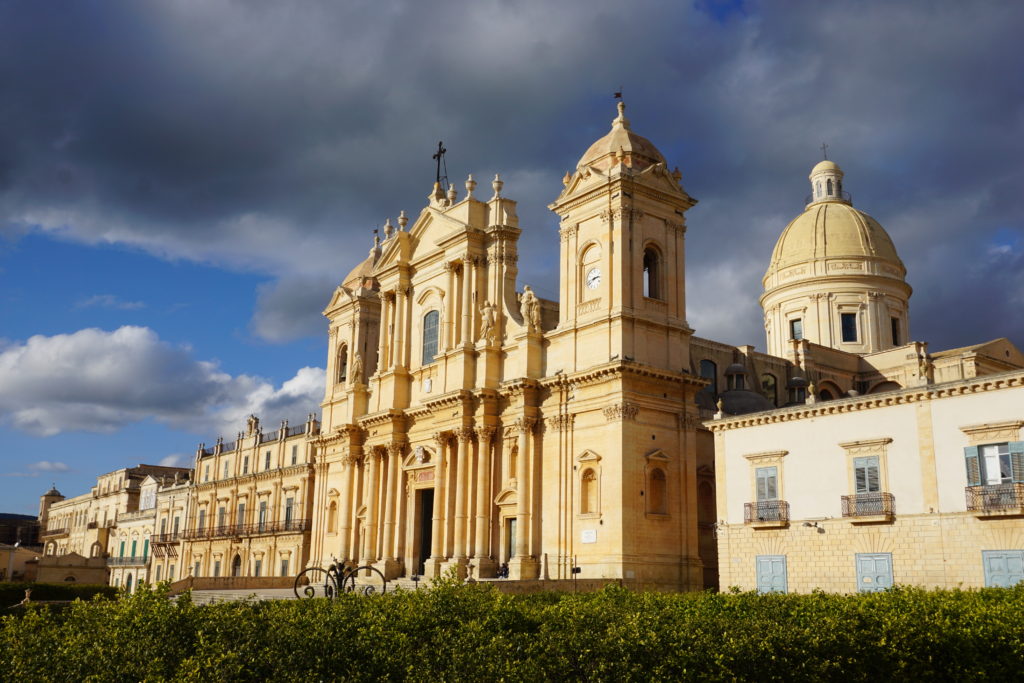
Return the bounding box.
[547,101,697,373]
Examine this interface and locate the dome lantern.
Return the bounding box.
[808,159,848,205]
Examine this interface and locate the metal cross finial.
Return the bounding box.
[821,142,829,160]
[614,87,623,99]
[433,141,447,184]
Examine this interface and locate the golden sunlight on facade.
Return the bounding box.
[34,105,1024,593]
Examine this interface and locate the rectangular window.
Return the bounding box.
[223,461,229,479]
[169,564,175,581]
[756,466,778,501]
[983,550,1024,588]
[756,555,787,593]
[291,445,298,465]
[281,559,289,576]
[143,539,149,560]
[890,317,900,346]
[789,318,803,341]
[131,540,137,558]
[265,451,272,470]
[254,559,262,577]
[156,565,162,581]
[285,497,294,524]
[213,560,221,577]
[243,456,249,474]
[197,509,206,531]
[258,501,268,531]
[856,553,893,592]
[237,502,246,528]
[173,517,180,535]
[841,312,858,342]
[194,561,200,577]
[119,541,125,558]
[217,507,226,528]
[853,456,881,494]
[160,518,167,535]
[204,465,209,482]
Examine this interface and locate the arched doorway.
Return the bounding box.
[231,554,242,577]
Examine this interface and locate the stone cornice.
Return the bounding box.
[709,369,1024,432]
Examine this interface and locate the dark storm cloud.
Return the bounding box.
[1,1,1022,351]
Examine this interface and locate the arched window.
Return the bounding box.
[826,178,833,195]
[643,247,661,299]
[816,181,822,197]
[761,373,777,404]
[327,501,338,533]
[231,554,242,577]
[699,359,718,396]
[579,243,601,300]
[337,344,348,384]
[819,389,834,401]
[422,311,439,365]
[648,468,667,514]
[581,468,598,514]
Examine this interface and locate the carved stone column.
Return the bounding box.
[362,449,380,565]
[395,287,408,369]
[377,293,391,372]
[472,426,496,574]
[461,257,473,345]
[339,454,356,561]
[382,443,402,561]
[453,427,473,559]
[514,418,534,558]
[429,433,448,564]
[444,263,455,349]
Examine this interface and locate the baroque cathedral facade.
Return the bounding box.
[312,101,711,589]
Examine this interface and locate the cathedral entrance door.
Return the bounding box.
[416,488,434,575]
[505,518,516,563]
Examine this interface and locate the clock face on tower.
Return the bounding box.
[586,267,601,289]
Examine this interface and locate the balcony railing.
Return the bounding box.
[41,527,69,537]
[108,556,149,567]
[967,484,1024,513]
[152,532,182,544]
[841,492,895,519]
[744,500,790,524]
[182,518,311,541]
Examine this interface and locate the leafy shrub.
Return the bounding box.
[2,581,1023,681]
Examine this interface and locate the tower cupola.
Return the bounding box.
[807,159,848,205]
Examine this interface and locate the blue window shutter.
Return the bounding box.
[1009,441,1024,484]
[964,446,982,486]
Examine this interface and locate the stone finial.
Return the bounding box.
[672,166,682,182]
[616,146,625,162]
[383,217,394,239]
[562,171,571,186]
[465,174,477,198]
[447,184,458,204]
[492,173,503,198]
[429,181,445,204]
[398,210,408,231]
[613,100,630,129]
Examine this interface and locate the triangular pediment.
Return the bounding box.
[576,449,602,463]
[644,448,670,463]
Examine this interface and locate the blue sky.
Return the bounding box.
[2,0,1022,514]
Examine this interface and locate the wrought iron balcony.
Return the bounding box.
[152,532,182,544]
[181,518,311,541]
[41,526,69,537]
[966,484,1024,515]
[841,492,895,521]
[108,556,148,567]
[744,500,790,526]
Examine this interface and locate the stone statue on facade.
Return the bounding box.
[246,414,259,436]
[351,352,364,385]
[519,286,541,332]
[479,300,497,342]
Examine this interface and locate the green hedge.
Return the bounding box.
[0,581,117,607]
[2,580,1023,681]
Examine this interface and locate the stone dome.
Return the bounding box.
[577,101,667,172]
[766,201,905,277]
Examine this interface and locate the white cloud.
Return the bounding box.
[159,453,189,467]
[76,294,146,310]
[28,461,71,472]
[0,326,325,438]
